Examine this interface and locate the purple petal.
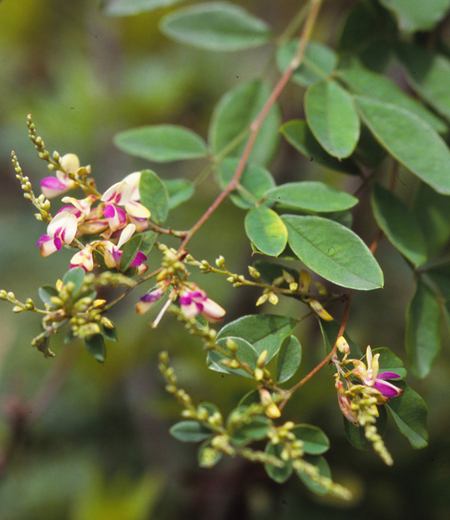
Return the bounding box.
[131,251,147,267]
[377,372,401,381]
[179,295,192,305]
[103,204,115,219]
[41,177,69,198]
[373,379,402,398]
[37,234,51,247]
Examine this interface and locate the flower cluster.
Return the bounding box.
[37,155,150,273]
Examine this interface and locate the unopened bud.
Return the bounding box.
[268,292,279,305]
[256,293,269,306]
[282,270,295,284]
[310,300,333,321]
[216,256,226,268]
[248,266,261,280]
[254,368,264,381]
[257,349,268,368]
[336,336,350,354]
[313,281,327,295]
[299,270,311,293]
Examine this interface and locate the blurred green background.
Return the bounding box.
[0,1,449,519]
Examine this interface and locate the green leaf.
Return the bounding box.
[319,320,362,358]
[216,314,297,362]
[277,40,337,87]
[406,278,441,378]
[265,442,293,483]
[397,43,450,122]
[355,96,450,195]
[160,2,272,51]
[228,413,271,446]
[139,170,169,225]
[38,285,59,307]
[280,120,360,175]
[371,183,427,266]
[164,179,195,209]
[344,406,388,451]
[282,215,384,290]
[208,337,258,378]
[169,421,213,442]
[114,125,207,163]
[209,79,281,166]
[338,62,446,133]
[296,455,331,495]
[293,425,329,455]
[119,234,143,272]
[62,267,85,296]
[245,206,288,257]
[375,347,407,379]
[413,183,450,257]
[217,158,275,209]
[276,336,302,384]
[101,0,184,17]
[85,334,107,364]
[264,181,358,213]
[140,231,158,256]
[426,263,450,300]
[305,80,360,158]
[352,124,387,169]
[387,381,428,449]
[101,324,118,342]
[380,0,450,32]
[338,3,393,72]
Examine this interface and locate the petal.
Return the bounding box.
[41,177,70,198]
[124,201,151,219]
[70,248,94,272]
[47,211,77,241]
[181,301,203,319]
[202,298,226,323]
[373,379,403,398]
[60,153,80,173]
[101,181,132,205]
[123,171,141,201]
[117,223,136,248]
[39,237,58,257]
[131,251,147,267]
[377,372,402,381]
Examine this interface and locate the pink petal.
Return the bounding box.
[373,379,403,398]
[202,298,226,323]
[130,251,147,267]
[41,177,70,198]
[377,372,401,380]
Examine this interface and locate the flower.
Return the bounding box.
[37,211,78,257]
[70,243,95,272]
[101,180,150,232]
[99,224,146,269]
[135,289,164,315]
[179,284,226,323]
[41,154,80,198]
[353,346,403,400]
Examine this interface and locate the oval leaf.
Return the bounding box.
[265,442,293,483]
[85,334,106,364]
[160,2,272,51]
[277,40,337,87]
[280,120,360,175]
[355,96,450,195]
[397,43,450,122]
[282,215,384,290]
[276,335,302,384]
[140,170,169,224]
[119,234,143,272]
[293,425,329,455]
[245,206,288,257]
[387,381,428,449]
[264,181,358,213]
[102,0,184,17]
[380,0,450,32]
[164,179,195,209]
[305,80,360,158]
[218,158,275,209]
[209,79,281,166]
[406,277,441,378]
[216,314,297,362]
[207,337,258,378]
[114,124,207,163]
[371,183,427,266]
[338,62,446,133]
[169,420,213,442]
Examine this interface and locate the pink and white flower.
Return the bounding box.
[70,243,95,272]
[100,224,146,269]
[37,211,78,257]
[179,284,226,323]
[353,346,403,400]
[41,154,81,199]
[101,180,150,232]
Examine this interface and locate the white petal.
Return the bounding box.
[117,223,136,248]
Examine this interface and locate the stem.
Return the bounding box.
[178,0,323,252]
